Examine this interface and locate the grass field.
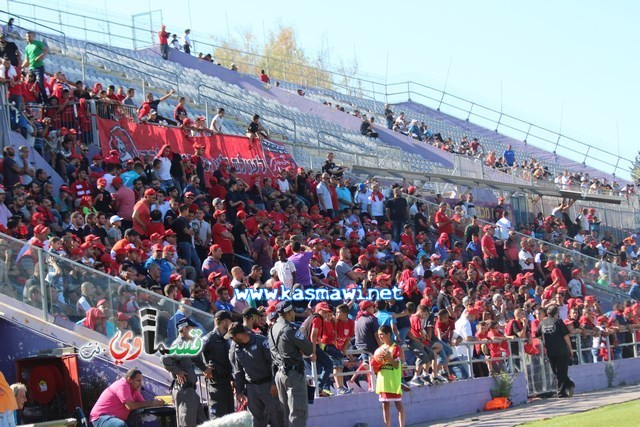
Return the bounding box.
[521,399,640,426]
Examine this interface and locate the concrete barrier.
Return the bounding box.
[308,373,527,427]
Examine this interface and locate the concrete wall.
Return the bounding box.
[308,373,527,427]
[570,358,640,394]
[308,357,640,427]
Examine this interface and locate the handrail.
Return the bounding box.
[0,230,215,323]
[83,41,180,96]
[198,93,294,143]
[316,130,405,169]
[0,85,10,150]
[0,12,67,53]
[197,83,297,142]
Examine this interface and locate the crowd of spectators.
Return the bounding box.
[1,24,640,405]
[319,98,636,198]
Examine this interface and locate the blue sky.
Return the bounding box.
[11,0,639,179]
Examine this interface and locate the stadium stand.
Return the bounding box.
[0,6,638,426]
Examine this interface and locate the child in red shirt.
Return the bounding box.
[486,321,509,374]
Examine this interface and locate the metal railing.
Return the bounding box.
[197,83,297,142]
[82,41,180,96]
[0,84,11,150]
[317,130,409,172]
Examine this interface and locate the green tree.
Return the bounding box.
[258,25,333,90]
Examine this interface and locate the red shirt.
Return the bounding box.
[244,216,259,237]
[487,330,509,359]
[146,222,165,238]
[434,211,453,235]
[212,222,233,254]
[71,180,92,198]
[410,314,428,346]
[158,30,169,45]
[475,329,489,353]
[132,199,151,236]
[551,267,567,287]
[434,319,454,343]
[208,184,227,201]
[22,81,40,103]
[481,234,498,258]
[335,318,354,350]
[311,315,335,346]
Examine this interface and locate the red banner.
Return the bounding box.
[96,117,297,180]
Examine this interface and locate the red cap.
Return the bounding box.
[483,225,495,232]
[315,302,332,313]
[209,244,221,253]
[164,229,176,237]
[112,177,123,186]
[152,244,164,251]
[144,189,157,197]
[169,273,182,282]
[117,312,132,321]
[572,268,581,276]
[213,209,226,218]
[545,260,556,269]
[163,245,175,252]
[33,224,49,235]
[236,210,247,220]
[208,271,222,282]
[150,233,163,241]
[359,300,375,311]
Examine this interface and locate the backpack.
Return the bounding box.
[301,313,324,341]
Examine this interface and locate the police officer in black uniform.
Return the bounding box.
[201,310,234,419]
[227,322,285,427]
[268,301,313,427]
[161,318,207,427]
[535,304,576,397]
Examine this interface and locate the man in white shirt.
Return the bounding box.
[273,247,297,289]
[454,309,478,361]
[369,183,386,221]
[182,29,192,54]
[354,183,372,214]
[315,173,334,216]
[463,193,477,218]
[209,108,225,134]
[576,208,590,232]
[495,211,512,240]
[518,238,535,272]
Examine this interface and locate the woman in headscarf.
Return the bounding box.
[82,307,107,335]
[434,233,449,260]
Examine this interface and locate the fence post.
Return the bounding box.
[37,248,49,322]
[467,342,474,379]
[575,335,583,365]
[311,360,320,398]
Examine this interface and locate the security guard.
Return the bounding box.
[268,301,313,427]
[161,318,207,427]
[201,310,234,419]
[227,322,285,427]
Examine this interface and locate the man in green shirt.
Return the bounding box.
[21,31,48,96]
